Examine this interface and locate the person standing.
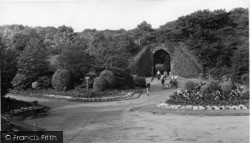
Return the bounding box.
[157,70,161,80]
[146,81,151,95]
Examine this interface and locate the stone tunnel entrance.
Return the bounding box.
[153,49,171,75]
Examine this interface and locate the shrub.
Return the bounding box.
[135,77,146,87]
[221,82,233,93]
[11,73,30,90]
[127,74,135,89]
[52,68,74,91]
[93,77,106,91]
[241,74,249,85]
[100,70,116,88]
[57,44,95,84]
[37,76,52,89]
[182,80,197,92]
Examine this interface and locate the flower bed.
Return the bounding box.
[160,80,249,110]
[9,88,142,102]
[156,103,248,110]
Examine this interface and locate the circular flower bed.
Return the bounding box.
[10,89,142,102]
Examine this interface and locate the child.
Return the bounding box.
[146,81,151,95]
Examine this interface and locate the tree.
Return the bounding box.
[129,21,156,45]
[0,37,17,96]
[11,32,49,90]
[50,25,76,55]
[57,39,95,84]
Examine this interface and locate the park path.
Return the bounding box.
[8,78,249,143]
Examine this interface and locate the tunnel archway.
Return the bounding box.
[153,49,171,75]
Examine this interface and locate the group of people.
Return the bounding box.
[157,70,178,89]
[146,70,179,95]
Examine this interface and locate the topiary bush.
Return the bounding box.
[52,68,74,91]
[93,77,107,91]
[241,74,249,85]
[100,70,116,88]
[221,82,233,93]
[182,80,197,92]
[135,77,146,88]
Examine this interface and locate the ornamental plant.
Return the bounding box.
[100,70,116,88]
[52,68,74,91]
[93,77,107,91]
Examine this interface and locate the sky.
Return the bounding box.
[0,0,249,32]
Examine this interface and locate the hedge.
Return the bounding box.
[172,44,202,78]
[129,46,153,77]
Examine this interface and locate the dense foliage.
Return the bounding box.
[57,39,94,84]
[11,31,49,90]
[0,7,248,94]
[0,38,17,96]
[158,8,248,81]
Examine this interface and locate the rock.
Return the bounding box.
[238,104,247,109]
[206,106,213,110]
[232,106,238,109]
[198,106,205,110]
[225,105,232,109]
[213,106,220,110]
[218,106,226,110]
[242,106,248,110]
[180,106,187,110]
[186,105,193,110]
[193,106,199,110]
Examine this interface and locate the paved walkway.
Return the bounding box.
[8,78,250,143]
